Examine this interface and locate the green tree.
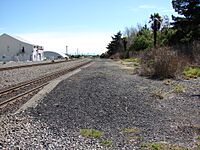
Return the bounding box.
[106,31,124,57]
[129,25,153,51]
[172,0,200,42]
[149,13,162,47]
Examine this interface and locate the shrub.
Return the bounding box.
[183,66,200,78]
[140,47,188,79]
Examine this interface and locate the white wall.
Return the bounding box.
[0,34,34,61]
[32,48,44,61]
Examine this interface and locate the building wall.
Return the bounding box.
[0,34,34,61]
[32,47,44,61]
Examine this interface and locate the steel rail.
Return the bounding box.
[0,83,48,107]
[0,60,92,107]
[0,59,84,72]
[0,60,91,95]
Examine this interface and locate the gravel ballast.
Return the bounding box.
[0,59,88,89]
[0,59,200,149]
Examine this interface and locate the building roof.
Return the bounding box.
[44,51,69,59]
[0,33,35,46]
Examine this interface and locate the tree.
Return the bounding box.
[106,31,124,57]
[129,25,153,51]
[149,13,162,47]
[172,0,200,41]
[123,26,138,48]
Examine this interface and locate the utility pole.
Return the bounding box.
[66,45,68,55]
[77,49,79,55]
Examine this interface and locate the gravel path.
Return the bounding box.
[0,59,88,89]
[0,59,200,149]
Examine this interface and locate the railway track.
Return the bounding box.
[0,60,92,109]
[0,59,71,71]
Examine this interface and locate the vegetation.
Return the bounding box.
[130,26,153,51]
[80,129,103,138]
[140,47,187,78]
[151,89,165,99]
[173,83,186,93]
[122,128,140,134]
[100,140,113,147]
[183,66,200,78]
[197,135,200,140]
[141,142,188,150]
[172,0,200,43]
[102,0,200,79]
[103,31,125,59]
[123,58,140,63]
[149,13,162,47]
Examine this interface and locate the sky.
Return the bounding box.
[0,0,177,55]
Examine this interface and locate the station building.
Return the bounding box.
[0,33,44,62]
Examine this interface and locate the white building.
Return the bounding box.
[44,51,69,60]
[0,33,44,62]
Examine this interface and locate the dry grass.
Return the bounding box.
[139,47,188,79]
[122,127,140,134]
[173,83,186,93]
[151,89,165,99]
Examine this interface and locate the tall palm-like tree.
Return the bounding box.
[149,13,162,47]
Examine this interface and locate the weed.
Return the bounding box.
[183,66,200,78]
[151,143,161,150]
[123,57,140,63]
[195,142,200,150]
[151,89,165,99]
[141,143,161,150]
[173,84,185,93]
[122,128,140,134]
[80,129,103,138]
[141,142,188,150]
[100,140,113,147]
[197,135,200,140]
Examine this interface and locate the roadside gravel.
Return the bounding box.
[0,59,200,149]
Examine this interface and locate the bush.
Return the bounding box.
[140,47,188,79]
[183,66,200,78]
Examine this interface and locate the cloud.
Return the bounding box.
[129,4,156,11]
[17,31,112,55]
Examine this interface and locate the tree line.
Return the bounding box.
[101,0,200,59]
